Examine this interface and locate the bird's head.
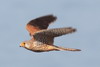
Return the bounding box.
[20,41,31,48]
[20,42,25,47]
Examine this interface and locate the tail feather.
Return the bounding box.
[55,46,81,51]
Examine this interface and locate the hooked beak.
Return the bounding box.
[19,44,22,47]
[19,45,21,47]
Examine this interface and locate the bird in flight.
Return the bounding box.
[20,14,81,52]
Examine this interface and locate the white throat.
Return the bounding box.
[25,44,30,48]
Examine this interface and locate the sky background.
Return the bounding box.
[0,0,100,67]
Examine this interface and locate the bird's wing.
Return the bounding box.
[26,15,57,36]
[33,27,76,45]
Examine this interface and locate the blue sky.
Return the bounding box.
[0,0,100,67]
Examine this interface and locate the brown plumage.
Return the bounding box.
[26,15,57,36]
[20,14,81,52]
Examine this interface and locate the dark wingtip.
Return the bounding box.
[76,49,81,51]
[45,14,57,23]
[67,27,77,33]
[73,28,77,32]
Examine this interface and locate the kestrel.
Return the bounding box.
[20,14,81,52]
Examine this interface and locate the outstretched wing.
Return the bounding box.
[26,14,57,36]
[33,27,76,45]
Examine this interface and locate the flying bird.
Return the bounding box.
[20,14,81,52]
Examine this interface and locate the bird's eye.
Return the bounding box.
[23,42,25,44]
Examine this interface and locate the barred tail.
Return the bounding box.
[55,46,81,51]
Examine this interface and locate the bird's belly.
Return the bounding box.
[29,41,57,52]
[31,43,57,52]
